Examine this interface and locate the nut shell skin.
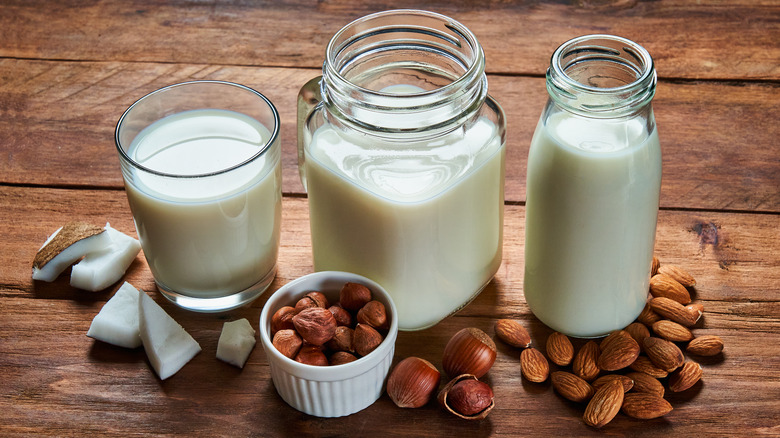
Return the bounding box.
[353,323,383,357]
[270,306,296,336]
[386,357,441,408]
[340,282,372,311]
[292,307,337,346]
[437,374,495,420]
[442,327,496,378]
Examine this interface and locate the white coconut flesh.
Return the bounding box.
[216,318,256,368]
[32,222,112,282]
[86,282,142,348]
[70,223,141,292]
[138,291,201,380]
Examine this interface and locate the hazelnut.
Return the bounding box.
[442,327,496,378]
[326,326,354,353]
[437,374,494,420]
[329,351,358,366]
[340,282,372,311]
[272,329,303,359]
[328,304,353,327]
[270,306,296,336]
[386,357,441,408]
[353,323,383,357]
[294,296,318,313]
[292,307,337,346]
[305,291,329,308]
[295,344,328,366]
[356,300,388,330]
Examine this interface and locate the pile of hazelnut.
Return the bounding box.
[270,282,388,366]
[386,328,497,420]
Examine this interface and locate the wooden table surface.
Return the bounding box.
[2,1,778,436]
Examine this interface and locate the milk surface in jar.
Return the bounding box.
[523,35,662,338]
[123,108,282,299]
[298,10,507,330]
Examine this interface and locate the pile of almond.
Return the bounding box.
[497,257,724,428]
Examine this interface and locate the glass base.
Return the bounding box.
[156,267,277,313]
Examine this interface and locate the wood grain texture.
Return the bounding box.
[0,1,778,80]
[1,188,778,436]
[1,1,778,435]
[1,59,778,212]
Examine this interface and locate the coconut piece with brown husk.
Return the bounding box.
[70,223,141,291]
[32,222,112,282]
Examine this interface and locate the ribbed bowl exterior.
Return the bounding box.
[268,343,394,417]
[259,271,399,417]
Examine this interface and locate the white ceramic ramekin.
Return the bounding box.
[258,271,398,417]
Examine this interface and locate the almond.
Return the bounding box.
[520,347,550,383]
[643,337,684,372]
[652,319,694,342]
[685,302,704,324]
[649,297,698,327]
[592,374,633,393]
[621,393,673,419]
[651,255,660,277]
[598,331,640,372]
[625,371,665,397]
[551,371,595,403]
[546,332,574,366]
[583,380,623,428]
[629,356,669,379]
[668,361,703,392]
[686,335,724,356]
[494,319,531,348]
[658,264,696,287]
[649,274,691,304]
[637,302,662,326]
[624,322,650,351]
[573,341,601,382]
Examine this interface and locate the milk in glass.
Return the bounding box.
[124,109,281,298]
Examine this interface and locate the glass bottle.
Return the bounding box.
[524,35,662,338]
[297,10,506,331]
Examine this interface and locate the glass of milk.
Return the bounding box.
[297,10,506,331]
[524,35,662,337]
[115,81,282,312]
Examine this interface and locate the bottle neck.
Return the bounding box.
[546,35,657,119]
[321,9,487,137]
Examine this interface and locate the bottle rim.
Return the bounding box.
[547,34,657,117]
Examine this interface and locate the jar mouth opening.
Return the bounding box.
[551,34,655,94]
[324,9,484,100]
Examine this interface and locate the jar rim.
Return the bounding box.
[546,34,657,117]
[324,9,484,100]
[550,34,655,93]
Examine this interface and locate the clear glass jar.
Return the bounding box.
[524,35,662,338]
[298,10,506,331]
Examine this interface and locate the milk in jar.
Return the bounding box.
[524,35,662,337]
[298,10,507,330]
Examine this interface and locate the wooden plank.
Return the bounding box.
[1,59,778,212]
[1,188,778,436]
[0,1,778,80]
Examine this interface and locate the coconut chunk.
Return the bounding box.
[86,282,142,348]
[70,224,141,291]
[138,291,201,380]
[216,318,256,368]
[32,222,112,282]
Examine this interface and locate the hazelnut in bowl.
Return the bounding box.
[258,271,398,417]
